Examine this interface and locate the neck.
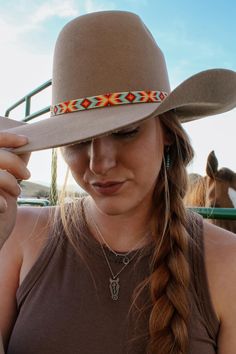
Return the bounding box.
[85,196,154,252]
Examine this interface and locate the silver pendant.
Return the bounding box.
[122,256,130,265]
[109,277,120,300]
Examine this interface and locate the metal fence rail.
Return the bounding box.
[5,79,57,206]
[17,198,50,207]
[5,79,52,122]
[189,207,236,220]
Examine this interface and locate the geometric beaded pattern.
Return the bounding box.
[51,90,168,116]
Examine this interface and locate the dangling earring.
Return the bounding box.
[164,146,171,170]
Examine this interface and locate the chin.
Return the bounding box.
[92,196,129,215]
[91,193,151,217]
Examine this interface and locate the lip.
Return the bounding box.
[91,181,125,195]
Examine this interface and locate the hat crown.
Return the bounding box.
[52,11,170,104]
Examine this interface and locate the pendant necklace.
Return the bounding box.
[99,237,143,300]
[89,211,149,301]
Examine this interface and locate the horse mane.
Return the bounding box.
[184,173,207,207]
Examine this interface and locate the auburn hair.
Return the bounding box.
[145,111,194,353]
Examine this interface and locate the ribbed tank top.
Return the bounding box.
[7,203,219,354]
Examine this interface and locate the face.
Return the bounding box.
[61,117,166,216]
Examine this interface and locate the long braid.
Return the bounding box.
[147,112,194,353]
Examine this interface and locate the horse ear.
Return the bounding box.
[206,150,218,178]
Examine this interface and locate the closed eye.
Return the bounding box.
[66,139,91,151]
[112,127,140,138]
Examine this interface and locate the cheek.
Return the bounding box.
[61,148,87,179]
[131,136,164,183]
[142,131,164,165]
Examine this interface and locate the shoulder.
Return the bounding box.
[12,205,56,253]
[0,206,58,346]
[17,206,58,283]
[15,206,55,237]
[1,205,55,255]
[203,221,236,352]
[1,205,58,285]
[203,221,236,320]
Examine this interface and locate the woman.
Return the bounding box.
[0,10,236,354]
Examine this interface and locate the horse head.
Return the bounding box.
[205,151,236,208]
[185,151,236,233]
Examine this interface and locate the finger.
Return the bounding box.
[0,132,28,148]
[0,195,7,213]
[19,151,31,165]
[0,171,22,197]
[0,132,30,165]
[0,150,30,180]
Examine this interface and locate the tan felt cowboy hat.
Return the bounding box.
[1,10,236,154]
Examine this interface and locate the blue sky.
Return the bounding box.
[0,0,235,186]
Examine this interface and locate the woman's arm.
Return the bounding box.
[204,221,236,353]
[0,332,4,354]
[0,211,24,348]
[0,205,50,350]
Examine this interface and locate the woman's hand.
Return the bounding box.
[0,132,30,248]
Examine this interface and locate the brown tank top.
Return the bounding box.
[7,204,219,354]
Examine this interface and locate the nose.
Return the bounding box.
[89,137,117,175]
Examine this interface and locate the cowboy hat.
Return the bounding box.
[1,10,236,154]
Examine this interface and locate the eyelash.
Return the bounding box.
[112,128,140,138]
[67,128,140,150]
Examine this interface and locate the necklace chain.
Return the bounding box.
[99,237,142,279]
[92,218,148,260]
[85,200,150,301]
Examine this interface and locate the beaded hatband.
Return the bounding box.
[51,90,168,116]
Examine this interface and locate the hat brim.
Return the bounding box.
[1,68,236,154]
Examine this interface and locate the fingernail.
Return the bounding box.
[18,135,28,142]
[26,169,31,178]
[23,169,31,179]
